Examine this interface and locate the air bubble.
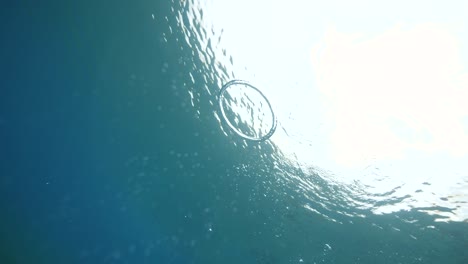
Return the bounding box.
[218,80,276,141]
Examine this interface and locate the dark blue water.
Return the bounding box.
[1,1,467,263]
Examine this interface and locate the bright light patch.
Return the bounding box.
[312,23,468,167]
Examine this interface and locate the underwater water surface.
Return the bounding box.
[1,0,467,263]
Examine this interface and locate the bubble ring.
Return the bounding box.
[218,80,277,142]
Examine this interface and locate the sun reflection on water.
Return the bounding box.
[170,0,468,222]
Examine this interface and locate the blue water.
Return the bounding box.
[1,0,467,263]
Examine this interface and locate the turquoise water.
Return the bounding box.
[1,0,467,263]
